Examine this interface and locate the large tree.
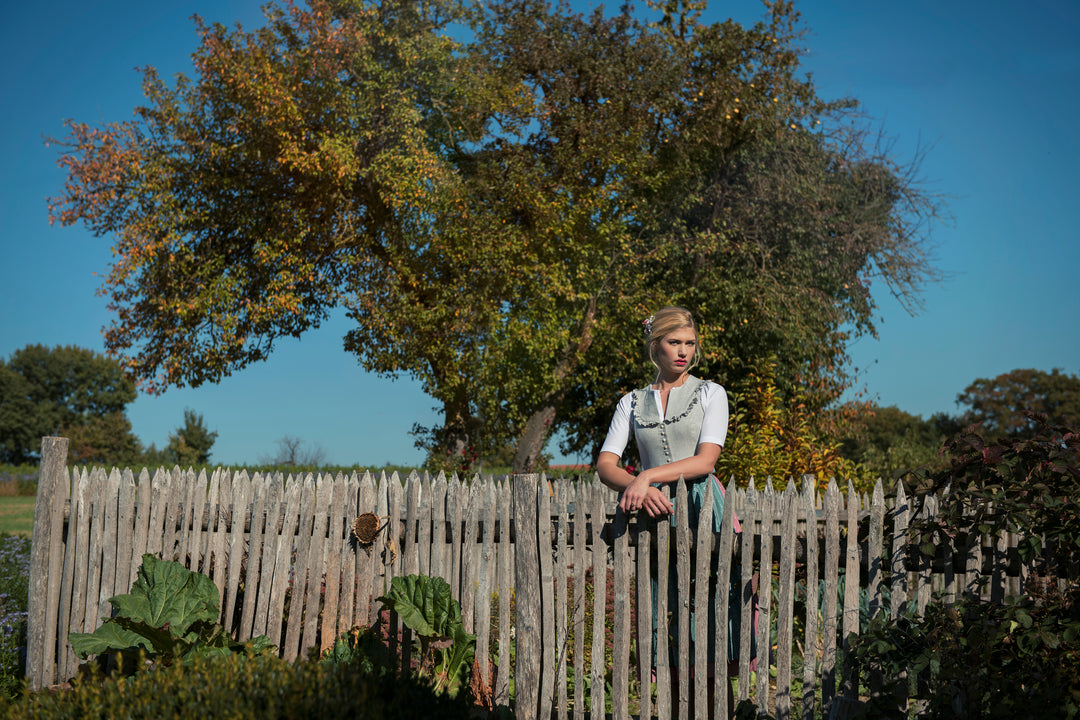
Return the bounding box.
[956,368,1080,438]
[0,344,138,464]
[50,0,943,472]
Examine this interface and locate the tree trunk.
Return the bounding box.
[513,404,558,473]
[511,297,598,473]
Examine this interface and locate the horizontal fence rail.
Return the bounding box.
[26,437,1033,718]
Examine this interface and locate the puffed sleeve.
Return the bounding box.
[598,392,634,458]
[697,382,729,448]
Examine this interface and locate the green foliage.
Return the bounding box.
[911,415,1080,586]
[715,363,863,490]
[850,595,1080,719]
[845,417,1080,718]
[164,409,218,466]
[321,624,394,675]
[48,0,944,473]
[0,345,137,465]
[837,403,950,488]
[0,534,31,701]
[376,574,476,697]
[69,554,273,670]
[1,651,478,719]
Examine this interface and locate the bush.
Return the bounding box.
[0,651,479,719]
[846,415,1080,719]
[0,535,31,700]
[851,593,1080,719]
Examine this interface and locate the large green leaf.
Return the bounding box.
[433,623,477,697]
[69,621,150,658]
[110,554,220,636]
[377,575,462,640]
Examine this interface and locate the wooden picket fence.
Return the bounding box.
[26,437,1027,718]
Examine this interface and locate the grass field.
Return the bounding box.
[0,496,35,536]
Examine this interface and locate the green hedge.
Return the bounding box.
[1,652,480,719]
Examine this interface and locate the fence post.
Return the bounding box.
[26,436,68,690]
[513,473,542,720]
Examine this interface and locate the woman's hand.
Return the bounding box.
[619,475,673,518]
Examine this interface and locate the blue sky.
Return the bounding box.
[2,0,1077,467]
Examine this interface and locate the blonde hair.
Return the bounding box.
[645,306,701,371]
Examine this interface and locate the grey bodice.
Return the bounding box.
[631,376,708,473]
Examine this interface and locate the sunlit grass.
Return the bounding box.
[0,497,35,537]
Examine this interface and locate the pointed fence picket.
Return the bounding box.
[27,437,1040,718]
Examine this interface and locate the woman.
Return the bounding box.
[596,305,729,526]
[596,305,744,712]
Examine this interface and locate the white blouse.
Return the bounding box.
[599,380,729,459]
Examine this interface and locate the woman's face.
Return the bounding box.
[654,326,696,377]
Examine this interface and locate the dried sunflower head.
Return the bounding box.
[352,512,381,544]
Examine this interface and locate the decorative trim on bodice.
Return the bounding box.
[629,377,706,429]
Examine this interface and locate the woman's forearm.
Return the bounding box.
[637,443,721,485]
[596,451,635,491]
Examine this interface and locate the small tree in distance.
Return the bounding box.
[261,435,328,468]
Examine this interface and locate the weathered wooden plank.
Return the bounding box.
[417,472,432,578]
[385,471,405,668]
[536,476,556,720]
[461,480,481,636]
[186,470,208,573]
[821,480,840,713]
[447,473,463,608]
[301,473,333,656]
[635,492,653,720]
[612,480,632,720]
[83,468,108,636]
[44,450,72,687]
[712,478,737,720]
[891,482,910,619]
[692,477,714,718]
[916,495,936,614]
[403,471,421,579]
[223,470,251,633]
[58,467,89,680]
[201,469,220,580]
[737,485,758,699]
[841,481,862,705]
[514,475,542,720]
[431,474,448,584]
[868,481,885,617]
[337,473,360,633]
[801,478,820,720]
[572,481,588,720]
[161,467,184,564]
[756,484,776,715]
[113,469,136,601]
[130,468,152,589]
[356,472,378,627]
[495,476,513,708]
[551,479,568,720]
[208,470,229,598]
[27,437,68,690]
[321,473,348,653]
[284,474,317,660]
[475,479,496,691]
[590,481,608,720]
[95,468,122,626]
[265,475,300,649]
[252,473,285,639]
[238,473,269,641]
[143,467,167,559]
[776,482,798,720]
